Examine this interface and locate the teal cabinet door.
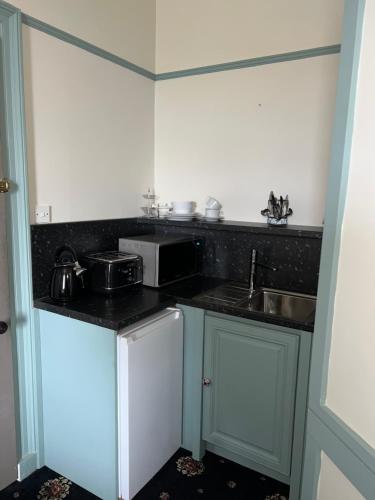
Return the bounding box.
[203,315,299,476]
[39,311,118,500]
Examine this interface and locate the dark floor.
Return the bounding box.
[0,449,289,500]
[0,466,99,499]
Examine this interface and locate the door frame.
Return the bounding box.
[0,0,43,480]
[301,1,375,497]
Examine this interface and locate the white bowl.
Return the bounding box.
[172,201,195,214]
[206,197,222,210]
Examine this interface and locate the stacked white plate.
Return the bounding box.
[168,213,199,221]
[200,214,224,222]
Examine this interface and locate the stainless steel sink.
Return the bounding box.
[194,283,316,323]
[237,288,316,322]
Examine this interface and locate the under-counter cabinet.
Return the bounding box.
[203,315,298,475]
[38,311,118,499]
[38,308,183,500]
[37,304,311,500]
[179,305,312,500]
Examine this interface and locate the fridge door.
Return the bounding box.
[118,308,183,500]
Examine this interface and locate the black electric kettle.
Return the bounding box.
[49,246,86,302]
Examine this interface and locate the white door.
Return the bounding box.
[0,153,18,489]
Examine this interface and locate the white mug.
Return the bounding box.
[205,208,221,218]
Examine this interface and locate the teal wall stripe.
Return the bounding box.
[20,12,340,81]
[321,406,375,473]
[21,14,156,81]
[155,45,341,81]
[306,409,375,499]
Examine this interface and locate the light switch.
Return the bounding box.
[35,205,51,223]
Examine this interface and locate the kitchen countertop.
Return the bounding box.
[34,276,315,332]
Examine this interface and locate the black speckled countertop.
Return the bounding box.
[34,276,315,332]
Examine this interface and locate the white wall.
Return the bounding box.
[23,27,154,223]
[17,1,343,225]
[156,0,344,73]
[155,55,339,225]
[325,0,375,448]
[10,0,156,71]
[318,453,364,500]
[155,1,343,225]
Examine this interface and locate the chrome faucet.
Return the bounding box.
[249,249,278,298]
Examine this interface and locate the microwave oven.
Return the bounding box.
[119,234,203,287]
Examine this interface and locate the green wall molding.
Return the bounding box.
[304,409,375,499]
[319,406,375,473]
[155,45,341,80]
[21,14,156,81]
[19,11,340,81]
[0,0,43,479]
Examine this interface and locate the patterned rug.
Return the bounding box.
[0,468,98,500]
[134,449,289,500]
[0,449,289,499]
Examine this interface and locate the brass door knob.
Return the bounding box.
[0,179,10,193]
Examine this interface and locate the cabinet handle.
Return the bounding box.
[203,377,211,386]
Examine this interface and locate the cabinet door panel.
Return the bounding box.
[203,316,299,475]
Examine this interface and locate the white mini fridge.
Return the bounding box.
[117,308,183,500]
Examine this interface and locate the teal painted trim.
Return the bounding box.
[155,45,341,80]
[309,0,365,410]
[17,453,37,481]
[301,0,370,497]
[33,310,44,467]
[21,14,156,81]
[20,10,341,82]
[0,0,42,477]
[178,305,206,460]
[306,410,375,499]
[300,432,321,500]
[318,406,375,476]
[288,331,312,500]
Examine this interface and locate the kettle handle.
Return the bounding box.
[55,245,78,263]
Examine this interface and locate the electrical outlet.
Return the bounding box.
[35,205,51,223]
